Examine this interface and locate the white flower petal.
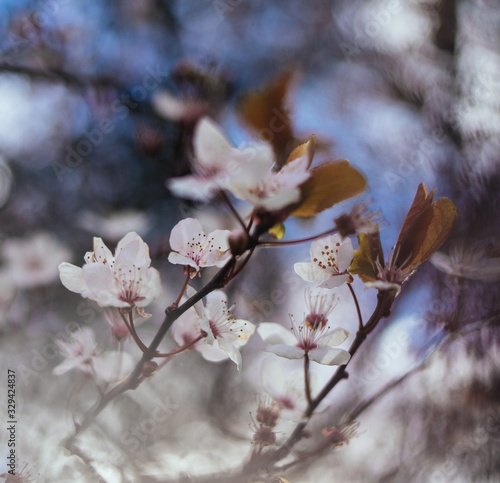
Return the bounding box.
[257,187,301,211]
[92,237,114,265]
[194,117,235,171]
[318,273,351,289]
[205,290,228,317]
[309,348,350,366]
[196,340,229,362]
[336,236,354,272]
[169,218,204,253]
[115,232,151,268]
[136,267,162,306]
[58,262,87,294]
[217,337,243,371]
[202,230,231,267]
[168,252,199,270]
[82,263,126,307]
[257,322,297,346]
[294,262,331,284]
[318,328,349,347]
[265,344,304,360]
[365,280,401,291]
[171,306,202,347]
[167,175,219,202]
[53,358,80,376]
[187,285,207,322]
[223,319,255,347]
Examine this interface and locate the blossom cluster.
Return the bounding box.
[48,114,458,482]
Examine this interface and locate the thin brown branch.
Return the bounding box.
[119,311,150,354]
[172,271,191,308]
[348,283,363,330]
[220,191,248,233]
[304,354,312,406]
[257,226,338,247]
[154,335,204,357]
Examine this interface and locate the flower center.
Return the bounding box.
[313,242,342,272]
[306,312,328,330]
[114,265,145,305]
[209,319,220,338]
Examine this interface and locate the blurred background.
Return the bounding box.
[0,0,499,481]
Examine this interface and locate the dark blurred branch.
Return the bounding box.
[0,63,123,90]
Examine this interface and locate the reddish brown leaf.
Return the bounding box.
[238,73,294,166]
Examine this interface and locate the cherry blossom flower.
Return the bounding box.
[260,358,311,413]
[171,306,229,364]
[53,326,134,384]
[294,234,354,288]
[167,117,251,202]
[431,243,500,281]
[258,289,350,366]
[168,218,231,277]
[53,327,98,376]
[227,148,310,211]
[188,289,255,371]
[104,308,131,343]
[1,232,72,289]
[364,247,408,293]
[334,201,381,238]
[58,232,161,312]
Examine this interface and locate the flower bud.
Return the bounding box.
[142,361,159,377]
[253,425,276,447]
[228,230,248,256]
[256,401,280,428]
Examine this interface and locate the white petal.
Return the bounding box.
[265,344,304,360]
[168,252,199,271]
[205,290,228,316]
[167,175,219,202]
[318,328,349,347]
[196,340,229,362]
[294,262,331,284]
[53,358,79,375]
[223,318,255,347]
[82,263,125,307]
[115,232,151,268]
[318,273,351,289]
[257,322,297,346]
[194,117,235,172]
[429,252,454,275]
[310,237,328,261]
[187,285,207,322]
[309,348,351,366]
[58,262,87,294]
[257,187,301,211]
[136,267,162,307]
[169,218,204,254]
[217,337,243,371]
[336,237,354,272]
[171,307,202,346]
[365,280,401,292]
[92,237,114,264]
[202,230,231,267]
